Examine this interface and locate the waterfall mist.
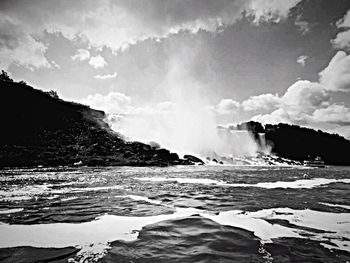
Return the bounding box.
[107,48,260,158]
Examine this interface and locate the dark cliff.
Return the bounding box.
[236,121,350,165]
[0,79,188,167]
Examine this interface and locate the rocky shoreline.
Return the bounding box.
[0,78,194,168]
[1,74,349,168]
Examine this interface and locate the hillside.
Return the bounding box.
[236,121,350,165]
[0,76,189,167]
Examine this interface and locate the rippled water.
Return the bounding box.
[0,165,349,262]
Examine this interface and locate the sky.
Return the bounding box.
[1,0,350,142]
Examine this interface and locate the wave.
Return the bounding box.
[0,208,23,214]
[134,177,350,189]
[0,193,349,262]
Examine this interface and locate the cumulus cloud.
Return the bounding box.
[94,72,117,80]
[251,80,330,125]
[212,80,331,126]
[242,93,280,112]
[81,92,131,113]
[247,78,350,139]
[319,51,350,92]
[214,99,240,114]
[332,10,350,50]
[252,108,293,124]
[312,104,350,124]
[296,55,309,66]
[281,80,330,112]
[89,55,107,69]
[71,49,90,61]
[243,48,350,139]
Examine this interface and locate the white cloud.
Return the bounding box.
[0,16,50,70]
[71,49,90,61]
[332,10,350,49]
[252,108,293,124]
[51,60,60,69]
[251,80,329,125]
[81,91,164,116]
[328,125,350,139]
[294,19,310,34]
[247,79,350,139]
[39,0,247,52]
[242,93,280,112]
[214,98,240,114]
[296,55,309,66]
[319,51,350,92]
[81,92,131,113]
[332,31,350,50]
[212,80,331,124]
[244,47,350,139]
[0,0,302,58]
[89,55,107,69]
[247,0,302,23]
[94,72,117,80]
[281,80,330,112]
[312,104,350,124]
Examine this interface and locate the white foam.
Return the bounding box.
[319,202,350,210]
[205,210,301,242]
[204,207,350,253]
[0,206,349,256]
[0,208,23,214]
[134,177,350,189]
[134,177,219,185]
[0,207,200,261]
[125,195,163,205]
[0,184,52,201]
[61,197,78,202]
[68,185,123,193]
[0,184,123,202]
[253,178,350,189]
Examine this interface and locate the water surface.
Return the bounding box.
[0,165,349,262]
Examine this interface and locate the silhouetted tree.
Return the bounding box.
[0,70,13,82]
[47,90,59,99]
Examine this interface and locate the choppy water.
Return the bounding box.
[0,165,349,262]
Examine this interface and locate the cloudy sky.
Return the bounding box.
[2,0,350,140]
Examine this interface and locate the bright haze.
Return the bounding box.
[2,0,350,154]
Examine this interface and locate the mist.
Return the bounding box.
[107,48,259,158]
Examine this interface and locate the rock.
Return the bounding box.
[148,141,161,149]
[183,155,204,164]
[73,160,83,166]
[154,148,170,159]
[0,77,192,167]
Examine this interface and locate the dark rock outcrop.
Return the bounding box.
[0,78,189,167]
[234,121,350,165]
[183,155,204,164]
